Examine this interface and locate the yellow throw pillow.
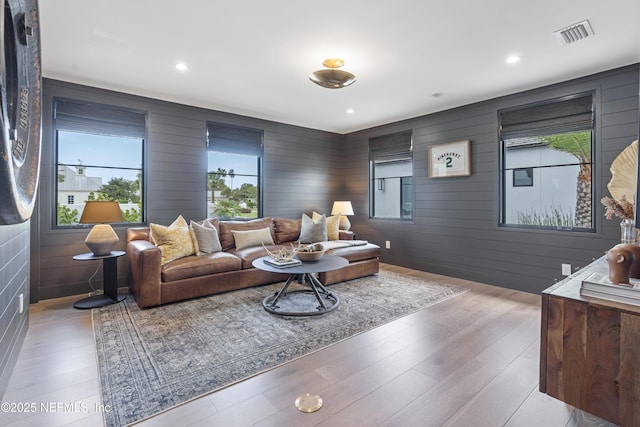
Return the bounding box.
[313,211,340,240]
[150,215,195,264]
[232,227,275,250]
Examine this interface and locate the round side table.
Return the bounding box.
[73,250,126,309]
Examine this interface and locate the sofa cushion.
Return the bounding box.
[218,217,273,250]
[150,215,195,264]
[273,217,301,244]
[313,211,340,240]
[232,227,275,250]
[230,244,283,269]
[161,251,242,282]
[190,220,222,255]
[324,243,380,262]
[299,213,327,243]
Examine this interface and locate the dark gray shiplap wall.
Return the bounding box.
[32,79,341,300]
[343,64,639,294]
[0,221,29,398]
[4,63,635,402]
[28,64,640,300]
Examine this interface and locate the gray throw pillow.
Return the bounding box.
[299,213,327,243]
[190,220,222,255]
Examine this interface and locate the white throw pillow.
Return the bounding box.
[232,227,275,250]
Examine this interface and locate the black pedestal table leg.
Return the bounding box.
[304,273,327,309]
[102,257,118,301]
[268,274,296,307]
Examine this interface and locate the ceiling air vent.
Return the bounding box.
[554,19,594,45]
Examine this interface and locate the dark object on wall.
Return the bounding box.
[0,0,41,224]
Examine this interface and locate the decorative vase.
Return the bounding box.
[620,219,636,244]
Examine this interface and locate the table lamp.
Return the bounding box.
[331,201,354,231]
[79,201,124,256]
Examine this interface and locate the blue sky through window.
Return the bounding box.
[207,151,258,188]
[58,131,143,182]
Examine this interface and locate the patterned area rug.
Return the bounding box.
[93,270,467,426]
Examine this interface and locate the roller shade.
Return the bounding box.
[54,99,146,139]
[369,131,413,162]
[499,93,594,140]
[207,123,263,156]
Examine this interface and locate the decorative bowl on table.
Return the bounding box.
[295,244,325,262]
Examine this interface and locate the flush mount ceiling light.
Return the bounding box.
[309,58,356,89]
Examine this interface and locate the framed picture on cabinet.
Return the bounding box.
[428,140,471,178]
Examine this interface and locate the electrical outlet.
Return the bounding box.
[562,264,572,276]
[385,240,391,249]
[18,294,24,314]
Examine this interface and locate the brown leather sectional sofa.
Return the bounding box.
[126,216,380,308]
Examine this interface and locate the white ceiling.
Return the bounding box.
[39,0,640,134]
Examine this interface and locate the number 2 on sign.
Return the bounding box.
[445,157,452,168]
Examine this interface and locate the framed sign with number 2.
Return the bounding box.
[428,140,471,178]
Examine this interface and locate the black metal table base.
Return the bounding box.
[262,272,339,316]
[73,293,126,309]
[72,251,126,310]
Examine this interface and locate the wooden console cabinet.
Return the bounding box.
[540,257,640,426]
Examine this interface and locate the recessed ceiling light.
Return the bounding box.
[346,108,355,114]
[175,63,189,71]
[506,55,521,64]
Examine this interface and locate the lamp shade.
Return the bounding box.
[331,201,354,231]
[79,201,123,256]
[331,201,354,216]
[79,201,124,224]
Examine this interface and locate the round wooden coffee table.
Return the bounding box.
[252,255,348,316]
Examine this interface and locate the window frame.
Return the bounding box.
[52,98,147,229]
[206,122,264,220]
[368,130,414,220]
[498,93,595,232]
[512,167,533,187]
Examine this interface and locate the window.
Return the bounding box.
[54,99,146,226]
[369,131,413,219]
[499,93,594,230]
[513,168,533,187]
[207,123,263,219]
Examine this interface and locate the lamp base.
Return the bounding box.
[338,215,351,231]
[85,224,119,256]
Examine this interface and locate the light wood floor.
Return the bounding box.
[1,264,614,427]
